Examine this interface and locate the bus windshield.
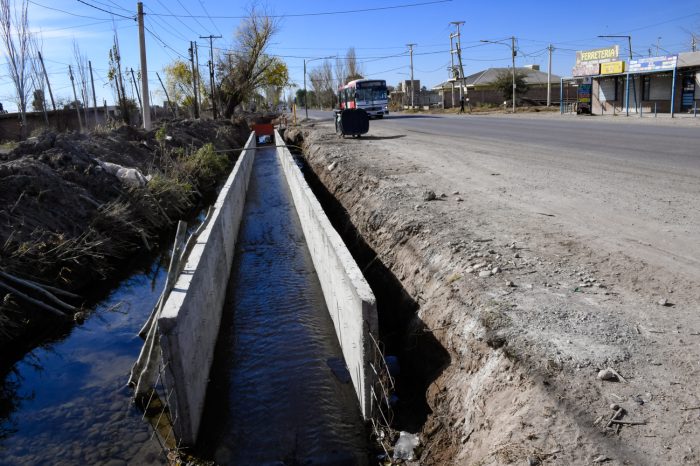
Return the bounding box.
[356,86,387,102]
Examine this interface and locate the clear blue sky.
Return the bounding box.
[1,0,699,111]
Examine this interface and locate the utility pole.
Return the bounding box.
[200,35,222,119]
[130,68,143,113]
[407,43,416,107]
[37,51,56,111]
[89,60,98,125]
[692,34,697,52]
[189,41,200,118]
[547,44,554,107]
[137,2,151,130]
[450,21,467,107]
[68,65,83,132]
[194,42,201,116]
[511,36,516,113]
[656,37,661,56]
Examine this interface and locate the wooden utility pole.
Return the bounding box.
[89,60,98,125]
[194,42,201,115]
[137,2,151,130]
[68,65,83,131]
[37,51,56,111]
[450,22,466,105]
[200,35,222,119]
[189,42,199,118]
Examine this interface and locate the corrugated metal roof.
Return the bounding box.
[433,67,561,90]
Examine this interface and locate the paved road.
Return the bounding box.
[305,109,700,278]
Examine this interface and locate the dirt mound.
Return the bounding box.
[0,118,249,353]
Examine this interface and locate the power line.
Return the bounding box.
[28,0,123,20]
[197,0,223,36]
[143,25,188,60]
[147,0,452,19]
[75,0,135,20]
[174,0,208,32]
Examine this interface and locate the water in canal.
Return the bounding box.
[0,259,168,465]
[196,146,368,465]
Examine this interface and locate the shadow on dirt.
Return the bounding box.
[292,148,451,432]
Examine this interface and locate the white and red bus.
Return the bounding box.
[337,79,389,118]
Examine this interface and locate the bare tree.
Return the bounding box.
[334,56,347,87]
[73,41,90,127]
[308,60,334,109]
[0,0,32,131]
[345,47,364,82]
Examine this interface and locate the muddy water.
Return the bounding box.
[0,262,167,465]
[196,147,368,465]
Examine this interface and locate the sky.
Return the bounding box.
[1,0,699,112]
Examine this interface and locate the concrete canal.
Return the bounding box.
[195,146,368,464]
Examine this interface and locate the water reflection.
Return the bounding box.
[0,259,169,465]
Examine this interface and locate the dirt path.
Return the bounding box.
[287,115,700,465]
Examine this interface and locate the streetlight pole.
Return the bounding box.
[598,35,635,115]
[480,37,517,113]
[407,43,416,107]
[303,55,334,120]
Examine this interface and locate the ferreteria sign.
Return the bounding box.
[576,45,619,64]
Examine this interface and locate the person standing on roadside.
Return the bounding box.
[458,95,465,114]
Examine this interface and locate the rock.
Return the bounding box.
[658,298,670,306]
[422,190,437,201]
[610,403,620,410]
[505,280,515,287]
[439,192,447,198]
[492,267,501,274]
[453,191,460,195]
[514,252,520,258]
[414,204,421,211]
[597,368,618,381]
[527,456,541,466]
[327,161,338,171]
[456,196,464,202]
[478,270,492,278]
[592,455,610,463]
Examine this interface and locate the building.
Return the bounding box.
[432,65,564,108]
[566,46,700,116]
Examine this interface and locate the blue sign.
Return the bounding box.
[628,55,677,73]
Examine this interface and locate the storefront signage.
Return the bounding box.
[572,62,600,76]
[576,45,619,64]
[600,61,625,75]
[628,55,677,73]
[577,83,592,103]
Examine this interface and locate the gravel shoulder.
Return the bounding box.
[287,115,700,465]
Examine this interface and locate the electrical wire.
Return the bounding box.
[75,0,135,20]
[28,0,123,20]
[146,0,452,19]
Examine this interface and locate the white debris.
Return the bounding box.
[101,161,148,188]
[393,431,420,461]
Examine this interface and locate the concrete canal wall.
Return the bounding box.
[275,129,378,419]
[157,132,256,445]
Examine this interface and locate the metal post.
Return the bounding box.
[130,68,143,113]
[157,72,175,115]
[655,102,657,117]
[694,101,697,117]
[670,64,677,118]
[137,2,151,130]
[625,73,630,116]
[200,35,222,119]
[559,77,564,114]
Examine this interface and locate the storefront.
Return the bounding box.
[562,48,700,116]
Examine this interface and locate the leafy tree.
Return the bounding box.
[163,59,208,114]
[492,69,529,102]
[216,8,289,117]
[295,88,307,107]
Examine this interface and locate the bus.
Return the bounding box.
[337,79,389,118]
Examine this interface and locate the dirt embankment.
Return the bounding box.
[285,122,700,465]
[0,119,249,356]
